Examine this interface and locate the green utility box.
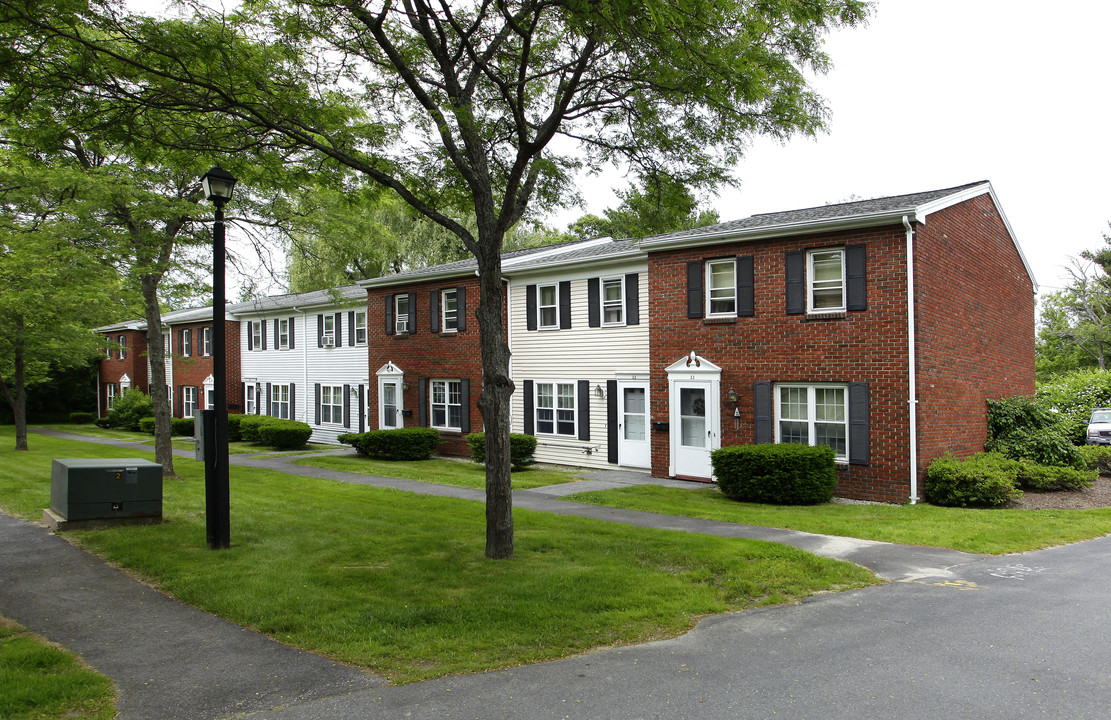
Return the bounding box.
[50,458,162,522]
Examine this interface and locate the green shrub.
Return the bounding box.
[1035,369,1111,445]
[1078,445,1111,475]
[985,395,1083,468]
[138,417,156,434]
[1015,461,1095,492]
[68,411,96,424]
[238,415,276,443]
[465,432,538,471]
[711,443,837,505]
[105,389,154,431]
[94,417,111,428]
[338,428,440,460]
[171,418,195,436]
[256,419,313,450]
[226,414,243,442]
[924,453,1022,508]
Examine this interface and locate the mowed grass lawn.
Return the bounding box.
[291,453,583,490]
[563,484,1111,555]
[0,429,877,684]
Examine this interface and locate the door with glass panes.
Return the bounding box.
[617,380,650,468]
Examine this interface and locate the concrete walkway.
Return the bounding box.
[2,429,983,719]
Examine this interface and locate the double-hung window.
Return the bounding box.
[602,278,624,325]
[430,379,463,430]
[202,327,212,356]
[162,332,170,356]
[271,384,290,420]
[395,295,410,334]
[118,335,127,360]
[321,314,335,346]
[538,285,558,329]
[182,386,197,419]
[441,289,459,332]
[182,329,192,357]
[106,384,117,408]
[320,385,344,424]
[706,259,737,316]
[353,311,367,344]
[536,382,576,436]
[775,384,848,460]
[245,384,256,415]
[250,321,263,350]
[278,318,291,349]
[808,248,845,312]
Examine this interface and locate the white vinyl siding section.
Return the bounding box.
[510,258,650,469]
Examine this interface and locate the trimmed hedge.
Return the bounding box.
[465,432,537,471]
[924,453,1023,507]
[68,412,96,424]
[226,414,243,442]
[238,415,274,443]
[171,418,195,436]
[1015,461,1095,492]
[138,417,156,434]
[711,443,837,505]
[256,419,313,450]
[337,428,440,460]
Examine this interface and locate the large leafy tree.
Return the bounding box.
[5,0,868,557]
[1037,236,1111,377]
[567,171,720,241]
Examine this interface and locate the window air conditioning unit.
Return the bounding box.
[322,334,335,347]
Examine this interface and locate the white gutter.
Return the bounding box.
[903,215,919,505]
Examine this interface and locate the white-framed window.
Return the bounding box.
[250,321,263,350]
[104,345,112,358]
[106,384,117,408]
[278,318,291,349]
[320,385,344,424]
[536,381,576,436]
[353,310,367,344]
[538,284,558,329]
[271,384,290,420]
[162,331,170,356]
[202,327,212,356]
[182,328,192,357]
[808,248,846,313]
[395,295,410,334]
[117,335,127,360]
[182,386,197,419]
[245,383,256,415]
[775,384,848,461]
[706,258,737,316]
[203,375,215,410]
[321,314,335,346]
[381,381,398,428]
[602,277,624,325]
[430,379,462,430]
[441,289,459,332]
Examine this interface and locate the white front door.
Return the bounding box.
[379,379,402,429]
[666,353,722,480]
[617,381,650,468]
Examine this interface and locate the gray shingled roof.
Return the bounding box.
[641,181,990,244]
[226,284,366,315]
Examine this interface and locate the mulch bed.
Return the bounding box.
[1005,474,1111,510]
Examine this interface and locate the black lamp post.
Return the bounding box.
[200,166,237,550]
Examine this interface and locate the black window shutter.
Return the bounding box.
[526,285,538,331]
[523,380,535,435]
[246,322,253,351]
[314,383,321,425]
[358,385,366,433]
[559,281,571,329]
[587,278,601,327]
[457,286,467,331]
[430,290,440,333]
[459,379,471,433]
[418,378,428,427]
[737,256,755,317]
[846,244,867,311]
[577,379,590,440]
[625,273,640,325]
[754,381,773,444]
[317,314,323,347]
[256,384,261,415]
[385,295,394,335]
[261,321,267,350]
[334,313,343,347]
[241,383,246,412]
[343,384,351,429]
[347,311,355,346]
[266,383,272,416]
[849,382,870,465]
[785,250,805,315]
[407,293,417,333]
[289,317,296,349]
[606,379,618,463]
[272,319,279,349]
[290,383,296,421]
[687,261,704,318]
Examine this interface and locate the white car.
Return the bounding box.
[1086,408,1111,445]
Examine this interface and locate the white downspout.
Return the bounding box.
[903,215,919,504]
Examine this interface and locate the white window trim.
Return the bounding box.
[244,382,256,415]
[278,318,291,350]
[376,362,404,429]
[395,295,410,334]
[441,289,459,332]
[773,383,849,462]
[203,375,215,411]
[537,284,559,330]
[250,321,263,350]
[705,258,737,317]
[353,310,367,345]
[182,328,192,357]
[118,335,127,360]
[534,380,577,437]
[319,384,344,425]
[807,247,847,314]
[182,386,198,419]
[601,277,625,326]
[106,384,117,408]
[271,384,290,420]
[430,379,463,430]
[202,327,212,356]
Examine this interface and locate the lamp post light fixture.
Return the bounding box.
[200,166,237,550]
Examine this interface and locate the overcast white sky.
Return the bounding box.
[552,0,1111,298]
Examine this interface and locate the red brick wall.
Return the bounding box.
[647,225,914,502]
[98,329,149,416]
[169,320,243,417]
[366,277,490,456]
[913,195,1036,473]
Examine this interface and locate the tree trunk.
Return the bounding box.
[141,273,176,476]
[474,243,515,559]
[0,318,29,451]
